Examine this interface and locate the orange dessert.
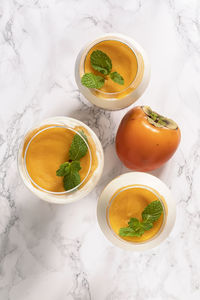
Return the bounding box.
[84,40,142,99]
[108,185,165,243]
[23,126,98,192]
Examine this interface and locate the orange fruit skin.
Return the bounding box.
[115,106,181,171]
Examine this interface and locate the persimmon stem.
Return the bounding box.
[142,106,178,130]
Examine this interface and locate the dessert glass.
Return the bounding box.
[75,33,150,110]
[97,172,176,251]
[18,117,104,204]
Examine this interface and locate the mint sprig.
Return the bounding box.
[81,50,124,89]
[119,200,163,237]
[56,131,88,191]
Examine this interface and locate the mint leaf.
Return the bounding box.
[110,72,124,85]
[81,73,105,89]
[90,50,112,75]
[142,200,163,223]
[63,170,81,191]
[69,130,88,161]
[56,162,70,176]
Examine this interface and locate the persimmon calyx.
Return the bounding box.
[142,106,178,130]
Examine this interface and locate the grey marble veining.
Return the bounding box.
[0,0,200,299]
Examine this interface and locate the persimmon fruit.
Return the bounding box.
[115,106,181,171]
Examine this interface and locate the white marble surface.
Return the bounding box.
[0,0,200,299]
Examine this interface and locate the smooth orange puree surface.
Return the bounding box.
[84,40,138,93]
[24,126,97,192]
[108,185,165,243]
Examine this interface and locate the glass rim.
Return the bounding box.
[106,184,166,244]
[82,38,139,96]
[23,125,92,195]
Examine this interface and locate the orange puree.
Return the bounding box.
[84,40,138,95]
[108,185,165,243]
[23,126,98,192]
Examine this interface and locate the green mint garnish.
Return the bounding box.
[142,200,163,223]
[81,49,124,89]
[81,73,105,89]
[110,72,124,85]
[56,130,88,191]
[119,200,163,237]
[69,130,88,161]
[90,50,112,75]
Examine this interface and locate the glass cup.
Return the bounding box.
[97,172,176,251]
[18,116,104,204]
[75,33,151,110]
